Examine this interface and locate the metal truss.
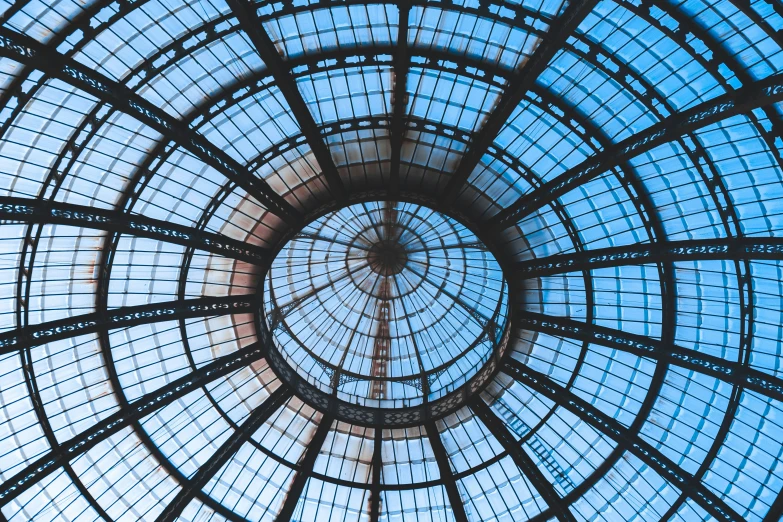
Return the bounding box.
[156,385,293,522]
[0,339,270,505]
[0,28,298,222]
[389,2,411,196]
[490,72,783,230]
[502,359,746,522]
[439,0,599,205]
[276,415,335,522]
[424,421,469,522]
[0,294,254,356]
[515,237,783,277]
[468,398,576,522]
[0,197,268,265]
[225,0,345,202]
[515,311,783,404]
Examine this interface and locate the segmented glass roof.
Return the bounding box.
[0,0,782,521]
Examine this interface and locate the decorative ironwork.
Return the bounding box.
[0,294,255,354]
[515,311,783,404]
[0,197,268,265]
[502,360,745,522]
[440,0,600,205]
[0,28,297,222]
[491,72,783,229]
[515,237,783,277]
[0,340,270,505]
[155,385,292,522]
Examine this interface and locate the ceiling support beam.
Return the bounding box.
[424,421,469,522]
[0,340,270,505]
[0,197,268,265]
[516,311,783,404]
[469,399,576,522]
[0,294,255,356]
[276,415,334,522]
[155,386,292,522]
[0,28,298,222]
[225,0,346,202]
[439,0,599,206]
[369,427,383,521]
[489,72,783,229]
[389,2,411,196]
[515,237,783,277]
[502,359,746,522]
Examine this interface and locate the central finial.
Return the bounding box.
[367,239,408,276]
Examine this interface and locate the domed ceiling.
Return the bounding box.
[0,0,782,521]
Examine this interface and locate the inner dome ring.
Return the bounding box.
[259,201,511,426]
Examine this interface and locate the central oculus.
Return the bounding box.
[263,201,509,410]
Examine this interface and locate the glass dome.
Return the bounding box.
[263,201,508,409]
[0,0,782,521]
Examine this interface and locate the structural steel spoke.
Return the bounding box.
[369,427,383,521]
[276,415,334,522]
[440,0,599,205]
[0,197,268,265]
[515,237,783,278]
[0,29,298,222]
[489,72,783,229]
[389,2,411,196]
[0,294,255,356]
[156,385,293,522]
[0,340,270,505]
[516,311,783,404]
[469,399,576,522]
[226,0,346,201]
[424,421,469,522]
[502,359,746,522]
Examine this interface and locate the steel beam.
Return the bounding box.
[490,72,783,229]
[439,0,599,205]
[0,28,298,222]
[424,421,469,522]
[515,237,783,278]
[0,197,268,265]
[516,311,783,404]
[0,294,255,356]
[0,340,270,505]
[469,398,576,522]
[369,427,383,521]
[156,385,292,522]
[502,359,745,522]
[276,415,334,522]
[225,0,345,202]
[389,2,411,196]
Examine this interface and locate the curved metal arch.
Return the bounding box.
[502,359,746,522]
[0,28,298,221]
[0,340,271,506]
[440,0,600,204]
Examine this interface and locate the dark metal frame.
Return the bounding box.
[0,0,780,518]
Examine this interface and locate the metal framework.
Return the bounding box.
[468,398,576,522]
[0,294,255,355]
[490,72,783,229]
[502,359,745,522]
[225,0,346,202]
[155,385,293,522]
[516,237,783,277]
[0,196,268,265]
[423,421,469,522]
[515,311,783,404]
[276,415,335,522]
[0,28,298,222]
[0,0,779,518]
[0,340,270,505]
[439,0,599,205]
